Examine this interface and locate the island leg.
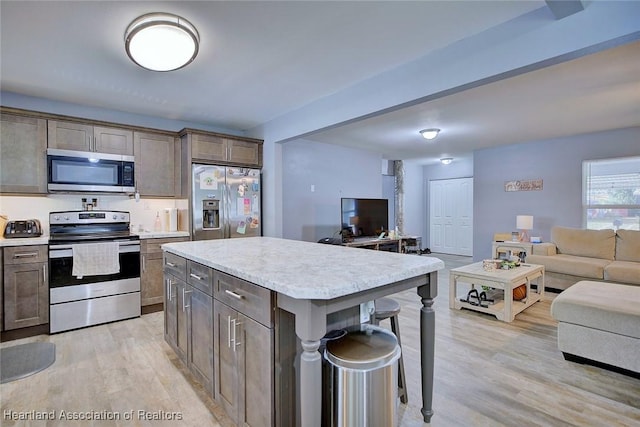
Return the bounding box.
[418,272,437,423]
[300,338,322,426]
[278,296,327,427]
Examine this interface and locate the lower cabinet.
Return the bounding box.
[163,252,274,426]
[214,300,274,427]
[141,237,188,306]
[163,253,214,395]
[3,245,48,330]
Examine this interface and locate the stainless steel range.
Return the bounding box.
[48,210,140,333]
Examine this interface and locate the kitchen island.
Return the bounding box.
[162,237,443,426]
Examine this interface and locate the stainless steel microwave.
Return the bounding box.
[47,148,135,193]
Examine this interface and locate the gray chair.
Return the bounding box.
[371,297,408,404]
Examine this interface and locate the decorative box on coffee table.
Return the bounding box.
[449,262,545,322]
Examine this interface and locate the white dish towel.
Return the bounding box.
[72,242,120,278]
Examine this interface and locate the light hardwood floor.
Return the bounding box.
[1,254,639,426]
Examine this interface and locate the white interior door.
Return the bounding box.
[429,177,473,256]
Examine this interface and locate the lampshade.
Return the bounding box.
[419,128,440,140]
[516,215,534,230]
[125,13,200,72]
[440,157,453,165]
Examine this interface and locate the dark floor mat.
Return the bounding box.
[0,342,56,384]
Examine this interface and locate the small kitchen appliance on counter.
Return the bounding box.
[3,219,42,238]
[48,210,140,333]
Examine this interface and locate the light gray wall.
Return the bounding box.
[1,91,240,135]
[282,139,383,242]
[473,126,640,260]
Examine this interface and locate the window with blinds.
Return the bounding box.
[583,156,640,230]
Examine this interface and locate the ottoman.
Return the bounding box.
[550,280,640,375]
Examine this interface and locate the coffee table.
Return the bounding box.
[449,262,545,322]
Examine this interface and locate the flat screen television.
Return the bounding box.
[341,198,389,239]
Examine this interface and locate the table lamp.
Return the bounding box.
[516,215,533,242]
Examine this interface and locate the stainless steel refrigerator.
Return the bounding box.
[192,164,261,240]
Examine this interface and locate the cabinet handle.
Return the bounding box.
[182,288,192,312]
[228,317,242,351]
[14,252,38,258]
[189,273,202,281]
[42,264,47,284]
[166,279,174,302]
[233,319,242,351]
[142,255,146,273]
[166,261,176,267]
[225,289,244,300]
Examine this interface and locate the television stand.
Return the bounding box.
[344,237,405,252]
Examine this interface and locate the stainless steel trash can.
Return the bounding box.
[325,324,401,427]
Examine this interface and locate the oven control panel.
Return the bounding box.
[50,210,129,224]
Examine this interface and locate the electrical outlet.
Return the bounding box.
[311,184,315,192]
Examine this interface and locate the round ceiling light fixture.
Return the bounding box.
[419,128,440,140]
[440,157,453,165]
[125,12,200,72]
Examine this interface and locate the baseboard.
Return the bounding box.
[142,303,164,315]
[0,324,49,343]
[562,352,640,380]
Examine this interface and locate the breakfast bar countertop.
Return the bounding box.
[162,236,444,300]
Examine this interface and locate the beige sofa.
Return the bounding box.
[527,226,640,291]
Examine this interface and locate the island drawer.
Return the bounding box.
[214,271,273,327]
[163,252,186,280]
[187,260,213,296]
[3,245,47,265]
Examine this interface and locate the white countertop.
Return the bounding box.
[0,235,49,247]
[134,231,190,239]
[162,237,444,300]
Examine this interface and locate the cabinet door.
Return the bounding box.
[228,139,261,167]
[238,314,274,427]
[191,133,227,163]
[165,275,188,361]
[3,262,48,330]
[94,126,133,155]
[0,114,47,193]
[141,254,164,306]
[134,132,180,197]
[47,120,93,151]
[1,249,4,331]
[164,275,179,349]
[214,300,239,423]
[188,286,214,395]
[176,280,189,362]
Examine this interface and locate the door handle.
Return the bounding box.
[42,264,47,284]
[142,255,146,273]
[182,288,192,312]
[229,317,242,351]
[14,252,38,258]
[166,279,174,302]
[224,289,244,300]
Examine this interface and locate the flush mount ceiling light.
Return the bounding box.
[419,128,440,140]
[125,13,200,72]
[440,157,453,165]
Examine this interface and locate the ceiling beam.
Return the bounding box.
[545,0,584,20]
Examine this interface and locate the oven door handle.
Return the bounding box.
[49,244,140,259]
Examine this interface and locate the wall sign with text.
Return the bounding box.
[504,179,543,192]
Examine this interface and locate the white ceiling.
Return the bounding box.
[1,1,639,164]
[306,40,640,164]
